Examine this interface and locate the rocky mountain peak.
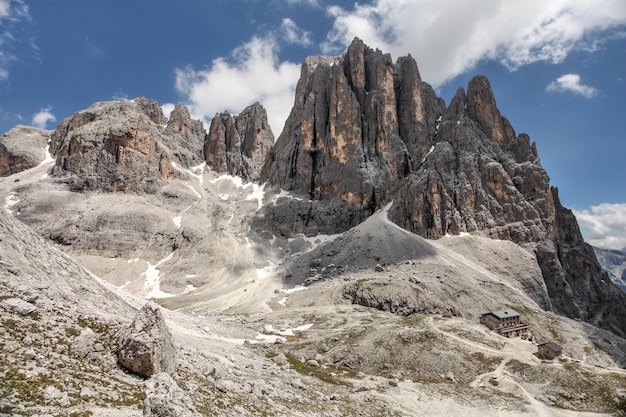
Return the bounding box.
[163,103,206,168]
[49,98,208,193]
[134,97,168,125]
[466,75,516,146]
[204,101,274,182]
[50,99,175,192]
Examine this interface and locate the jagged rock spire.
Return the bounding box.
[204,102,274,182]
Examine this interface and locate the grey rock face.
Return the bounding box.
[0,125,51,176]
[204,102,274,182]
[49,98,206,193]
[537,190,626,338]
[260,39,409,233]
[143,372,201,417]
[50,98,175,192]
[163,104,206,168]
[258,38,447,236]
[117,303,176,378]
[389,81,553,243]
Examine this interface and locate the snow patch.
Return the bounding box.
[185,184,202,199]
[39,144,55,167]
[209,174,265,209]
[287,232,342,254]
[245,182,265,210]
[256,323,314,342]
[171,161,206,185]
[142,252,176,299]
[173,204,194,228]
[272,188,310,205]
[263,323,313,337]
[4,192,19,215]
[277,285,308,307]
[422,144,435,163]
[256,260,276,280]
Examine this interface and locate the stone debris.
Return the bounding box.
[143,372,201,417]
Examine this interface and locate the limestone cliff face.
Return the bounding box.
[50,98,205,193]
[257,38,626,337]
[259,39,443,235]
[163,104,206,169]
[0,125,51,176]
[204,102,274,182]
[389,78,554,243]
[536,190,626,337]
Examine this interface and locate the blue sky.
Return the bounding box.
[0,0,625,249]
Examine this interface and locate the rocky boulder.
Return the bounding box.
[117,303,176,378]
[143,372,201,417]
[204,102,274,182]
[0,125,51,176]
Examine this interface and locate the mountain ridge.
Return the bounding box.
[1,38,626,416]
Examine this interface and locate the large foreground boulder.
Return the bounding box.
[143,373,201,417]
[117,303,176,378]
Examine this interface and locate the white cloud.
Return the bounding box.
[161,103,175,120]
[322,0,626,87]
[174,36,301,136]
[0,0,10,19]
[573,203,626,251]
[280,18,312,46]
[31,107,56,129]
[546,73,598,98]
[0,0,32,80]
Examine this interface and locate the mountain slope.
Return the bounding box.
[256,38,626,338]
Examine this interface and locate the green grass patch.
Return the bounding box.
[285,354,352,385]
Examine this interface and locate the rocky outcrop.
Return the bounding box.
[163,104,206,168]
[204,102,274,182]
[537,190,626,338]
[143,372,201,417]
[50,98,206,193]
[50,98,175,192]
[117,303,176,378]
[342,278,458,317]
[389,79,554,242]
[0,125,51,176]
[259,40,424,234]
